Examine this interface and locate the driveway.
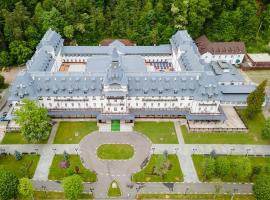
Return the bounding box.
[79,131,152,176]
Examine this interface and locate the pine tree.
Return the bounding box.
[246,80,267,119]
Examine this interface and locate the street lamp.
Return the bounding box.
[231,188,238,200]
[52,148,56,154]
[151,147,155,154]
[185,187,189,195]
[34,148,39,154]
[89,187,94,193]
[41,185,47,198]
[230,147,235,155]
[246,148,251,156]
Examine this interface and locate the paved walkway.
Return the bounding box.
[33,152,54,181]
[47,122,59,144]
[32,180,253,197]
[174,121,185,144]
[173,121,199,183]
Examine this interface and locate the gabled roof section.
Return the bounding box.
[195,35,246,55]
[100,39,134,46]
[37,28,63,53]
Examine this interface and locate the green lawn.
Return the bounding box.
[182,110,270,144]
[0,154,40,178]
[48,155,96,182]
[107,181,121,197]
[97,144,134,160]
[132,154,183,182]
[134,121,178,144]
[245,70,270,86]
[138,194,255,199]
[1,132,48,144]
[192,155,270,182]
[53,121,98,144]
[33,191,93,199]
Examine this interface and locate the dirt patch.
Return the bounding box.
[1,66,25,84]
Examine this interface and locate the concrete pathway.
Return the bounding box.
[173,121,199,182]
[47,122,59,144]
[33,152,54,181]
[32,180,253,197]
[177,153,199,183]
[174,121,185,144]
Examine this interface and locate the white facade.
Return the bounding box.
[200,52,245,65]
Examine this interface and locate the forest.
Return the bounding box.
[0,0,270,67]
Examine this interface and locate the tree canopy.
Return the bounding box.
[62,175,83,200]
[18,178,34,199]
[14,98,51,142]
[0,0,270,67]
[262,118,270,139]
[0,167,19,200]
[253,175,270,200]
[246,80,267,119]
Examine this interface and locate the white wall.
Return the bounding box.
[38,95,221,115]
[201,53,245,65]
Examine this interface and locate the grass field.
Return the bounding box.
[134,121,178,144]
[1,132,48,144]
[107,181,121,197]
[192,155,270,182]
[97,144,134,160]
[48,155,96,182]
[33,191,93,199]
[132,154,183,182]
[53,121,98,144]
[182,110,270,144]
[0,154,40,178]
[245,70,270,86]
[138,194,255,199]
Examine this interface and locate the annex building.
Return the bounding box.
[9,29,255,123]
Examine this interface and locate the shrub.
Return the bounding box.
[64,151,70,161]
[14,150,22,161]
[262,118,270,139]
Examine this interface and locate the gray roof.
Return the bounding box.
[62,45,171,55]
[9,29,256,104]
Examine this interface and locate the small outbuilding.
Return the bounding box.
[246,53,270,68]
[195,35,246,65]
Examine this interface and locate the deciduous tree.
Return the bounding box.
[18,178,34,199]
[15,98,51,142]
[62,175,83,200]
[253,175,270,200]
[0,167,19,200]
